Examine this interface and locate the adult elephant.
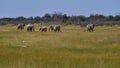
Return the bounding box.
[86,23,95,32]
[49,24,61,32]
[26,24,34,32]
[53,25,61,32]
[17,23,25,30]
[49,25,54,32]
[39,26,47,32]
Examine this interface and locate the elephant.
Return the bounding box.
[39,26,47,32]
[49,24,61,32]
[86,23,95,32]
[53,25,61,32]
[48,25,54,32]
[17,23,25,30]
[26,24,34,32]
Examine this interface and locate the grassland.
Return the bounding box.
[0,24,120,68]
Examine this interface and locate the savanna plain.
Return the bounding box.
[0,24,120,68]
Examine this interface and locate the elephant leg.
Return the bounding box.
[90,27,94,32]
[27,28,29,32]
[30,27,32,32]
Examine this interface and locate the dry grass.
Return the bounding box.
[0,24,120,68]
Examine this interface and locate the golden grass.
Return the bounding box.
[0,24,120,68]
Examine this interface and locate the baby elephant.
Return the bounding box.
[39,26,47,32]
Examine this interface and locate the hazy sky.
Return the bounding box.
[0,0,120,18]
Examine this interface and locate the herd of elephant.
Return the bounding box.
[17,23,61,32]
[17,23,95,32]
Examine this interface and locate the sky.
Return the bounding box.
[0,0,120,18]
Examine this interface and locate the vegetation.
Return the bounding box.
[0,12,120,26]
[0,24,120,68]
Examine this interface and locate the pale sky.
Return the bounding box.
[0,0,120,18]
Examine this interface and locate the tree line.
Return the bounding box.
[0,12,120,26]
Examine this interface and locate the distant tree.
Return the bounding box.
[0,17,15,25]
[44,13,51,18]
[52,12,63,22]
[62,14,68,22]
[0,12,120,26]
[79,15,86,21]
[114,15,120,21]
[26,16,34,24]
[34,16,41,23]
[107,15,114,21]
[43,13,52,22]
[16,16,26,22]
[89,14,106,21]
[27,16,34,20]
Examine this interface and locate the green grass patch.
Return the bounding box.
[0,25,120,68]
